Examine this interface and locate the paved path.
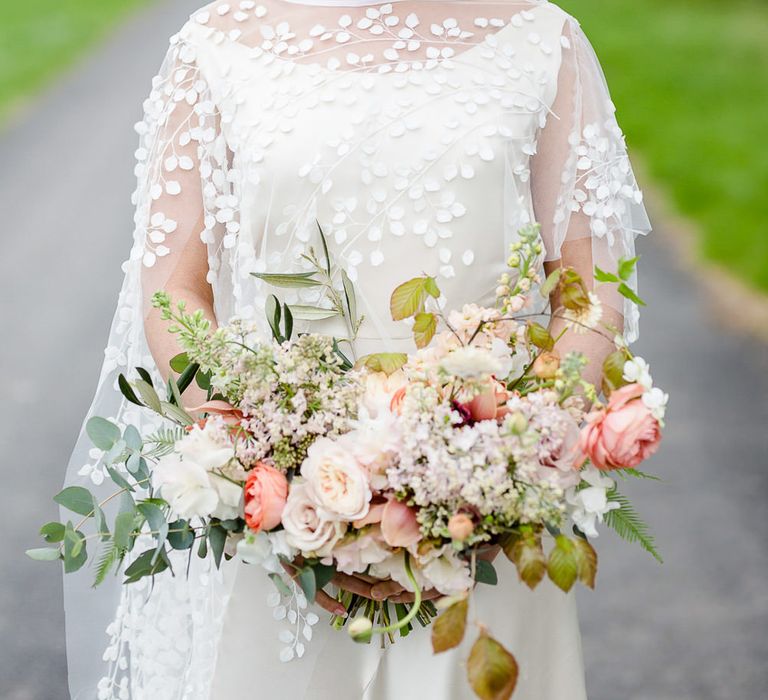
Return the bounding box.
[0,2,766,699]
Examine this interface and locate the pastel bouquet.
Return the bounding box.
[31,225,667,699]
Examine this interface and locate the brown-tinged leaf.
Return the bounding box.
[526,322,554,351]
[355,353,408,375]
[539,267,562,298]
[511,535,546,590]
[602,349,630,395]
[466,632,519,700]
[431,597,469,653]
[390,277,429,321]
[424,276,441,298]
[413,312,437,348]
[547,535,579,593]
[573,537,598,589]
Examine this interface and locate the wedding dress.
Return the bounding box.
[62,1,650,698]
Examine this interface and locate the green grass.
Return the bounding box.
[559,0,768,292]
[0,0,150,123]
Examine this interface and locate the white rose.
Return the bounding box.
[177,420,235,470]
[237,531,281,573]
[301,437,372,521]
[172,420,241,520]
[369,550,429,592]
[153,453,220,519]
[282,481,346,556]
[421,550,474,596]
[440,346,502,381]
[342,415,401,491]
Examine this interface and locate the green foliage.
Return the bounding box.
[604,486,663,563]
[560,0,768,292]
[473,559,498,586]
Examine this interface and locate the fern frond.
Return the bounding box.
[604,487,663,563]
[93,542,120,587]
[144,427,186,457]
[615,468,662,482]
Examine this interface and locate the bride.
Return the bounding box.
[62,0,650,698]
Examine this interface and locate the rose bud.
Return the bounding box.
[532,351,561,379]
[348,617,373,643]
[447,513,474,542]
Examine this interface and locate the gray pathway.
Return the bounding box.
[0,2,766,698]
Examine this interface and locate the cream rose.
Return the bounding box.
[282,481,346,556]
[300,437,372,521]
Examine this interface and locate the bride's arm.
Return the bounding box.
[543,238,623,391]
[143,221,216,408]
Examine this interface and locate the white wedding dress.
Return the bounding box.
[62,1,650,698]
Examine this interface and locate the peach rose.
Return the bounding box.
[465,379,510,422]
[532,351,560,380]
[578,384,661,470]
[447,513,474,541]
[244,462,288,532]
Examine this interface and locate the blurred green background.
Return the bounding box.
[1,0,767,292]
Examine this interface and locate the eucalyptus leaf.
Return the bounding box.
[269,572,292,597]
[107,466,134,493]
[123,425,143,452]
[167,520,195,550]
[208,523,227,568]
[86,417,121,451]
[113,510,136,553]
[54,486,95,517]
[40,521,65,543]
[297,566,317,603]
[26,547,62,562]
[473,559,498,586]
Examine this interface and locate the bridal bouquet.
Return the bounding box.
[31,225,667,699]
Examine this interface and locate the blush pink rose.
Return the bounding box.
[465,379,510,422]
[380,499,421,547]
[578,384,661,471]
[244,462,288,532]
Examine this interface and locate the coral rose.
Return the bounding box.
[244,462,288,532]
[578,384,661,470]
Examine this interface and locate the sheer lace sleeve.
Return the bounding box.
[136,23,238,322]
[531,16,651,342]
